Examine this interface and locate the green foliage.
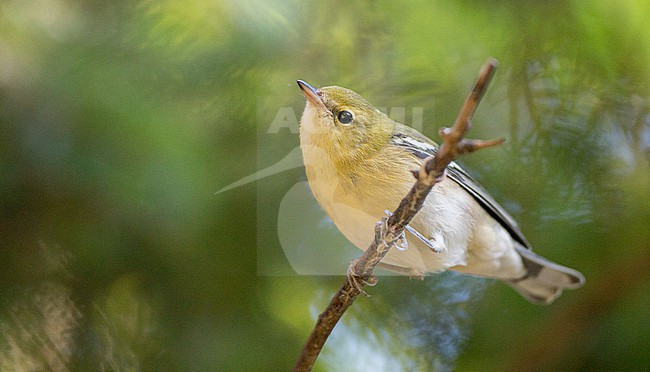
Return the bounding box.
[1,0,648,370]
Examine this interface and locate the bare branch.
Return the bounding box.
[294,58,503,372]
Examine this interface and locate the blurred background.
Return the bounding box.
[1,0,649,370]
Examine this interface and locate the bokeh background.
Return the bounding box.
[1,0,649,371]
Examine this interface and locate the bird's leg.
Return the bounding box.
[385,210,445,253]
[426,231,447,253]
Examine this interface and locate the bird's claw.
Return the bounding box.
[382,211,408,251]
[384,210,445,253]
[347,261,376,296]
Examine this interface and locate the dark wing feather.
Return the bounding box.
[390,126,532,249]
[445,164,531,248]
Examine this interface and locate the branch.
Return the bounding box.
[294,58,503,372]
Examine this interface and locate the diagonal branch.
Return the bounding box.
[294,58,503,372]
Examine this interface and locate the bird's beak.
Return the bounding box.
[297,80,329,113]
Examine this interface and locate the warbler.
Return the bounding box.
[297,80,585,304]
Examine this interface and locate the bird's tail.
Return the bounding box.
[506,246,585,305]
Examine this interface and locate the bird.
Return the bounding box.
[297,79,585,304]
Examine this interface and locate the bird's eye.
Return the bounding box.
[337,110,353,125]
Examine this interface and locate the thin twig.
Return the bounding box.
[294,58,502,372]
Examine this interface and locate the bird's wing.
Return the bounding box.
[390,125,532,249]
[445,163,531,248]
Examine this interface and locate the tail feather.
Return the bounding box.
[506,246,585,305]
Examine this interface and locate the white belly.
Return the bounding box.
[299,105,525,279]
[302,145,476,274]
